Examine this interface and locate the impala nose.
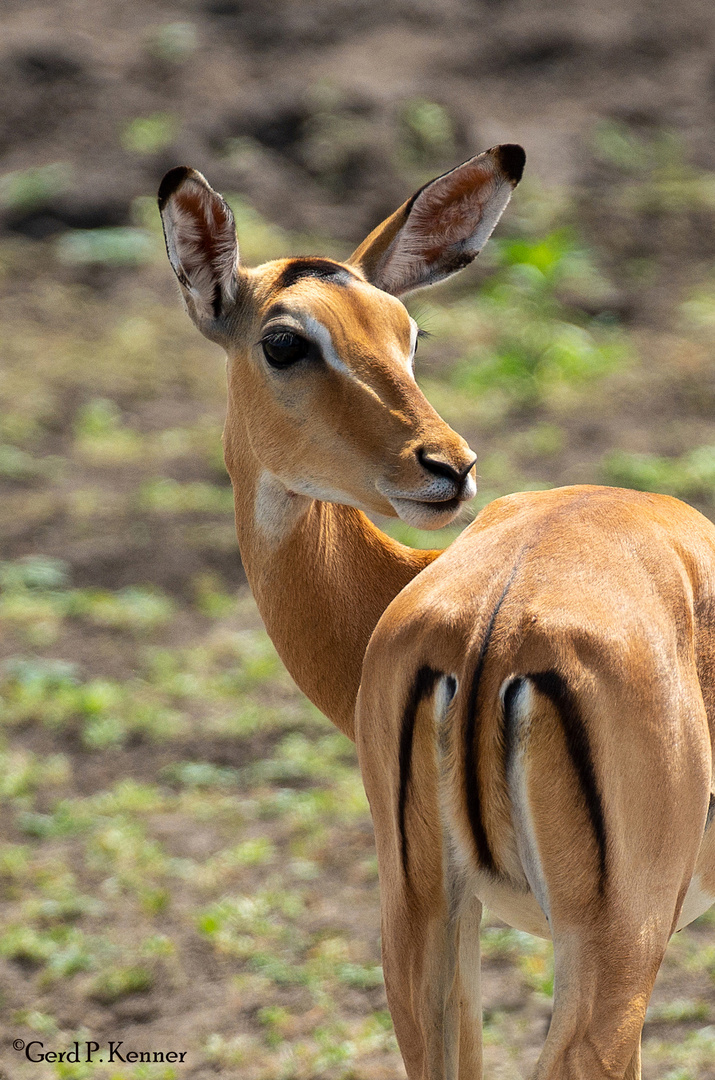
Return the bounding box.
[417,447,477,485]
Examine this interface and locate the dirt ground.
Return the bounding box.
[4,3,715,1079]
[5,0,715,301]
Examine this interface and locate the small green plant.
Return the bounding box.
[518,947,554,998]
[197,889,305,965]
[161,761,241,788]
[257,1004,292,1047]
[0,925,95,978]
[513,421,565,460]
[121,113,179,155]
[240,732,352,787]
[221,838,276,867]
[68,586,175,633]
[75,398,122,438]
[18,803,93,840]
[335,960,384,989]
[400,99,455,165]
[0,556,69,592]
[86,965,153,1003]
[0,163,72,211]
[147,22,198,63]
[202,1032,256,1068]
[71,398,143,462]
[56,228,155,267]
[193,571,237,618]
[0,747,69,802]
[0,560,70,644]
[137,478,234,515]
[0,444,63,481]
[647,999,709,1023]
[13,1009,58,1034]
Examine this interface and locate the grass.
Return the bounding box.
[602,445,715,503]
[0,570,390,1077]
[1,556,715,1078]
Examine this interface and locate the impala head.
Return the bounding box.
[158,145,524,529]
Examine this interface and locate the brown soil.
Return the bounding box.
[4,0,715,315]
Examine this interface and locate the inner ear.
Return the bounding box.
[158,166,238,325]
[349,144,525,296]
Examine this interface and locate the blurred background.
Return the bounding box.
[3,1,715,1077]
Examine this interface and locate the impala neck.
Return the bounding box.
[224,407,440,740]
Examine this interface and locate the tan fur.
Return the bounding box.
[357,486,715,1079]
[158,150,715,1079]
[158,153,519,734]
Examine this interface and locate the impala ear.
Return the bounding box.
[349,144,525,296]
[158,166,239,332]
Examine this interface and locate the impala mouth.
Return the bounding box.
[388,494,467,529]
[379,467,476,528]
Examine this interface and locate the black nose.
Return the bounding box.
[417,448,477,484]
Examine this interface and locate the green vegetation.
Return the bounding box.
[0,551,390,1075]
[121,114,180,156]
[56,229,155,268]
[594,121,715,214]
[0,163,73,211]
[603,445,715,501]
[400,98,456,166]
[146,23,198,64]
[427,230,629,412]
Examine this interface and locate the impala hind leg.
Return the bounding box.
[456,895,484,1079]
[358,672,484,1080]
[508,674,711,1080]
[533,923,661,1080]
[623,1041,641,1080]
[380,886,459,1080]
[378,876,483,1080]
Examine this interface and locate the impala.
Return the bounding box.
[158,147,715,1080]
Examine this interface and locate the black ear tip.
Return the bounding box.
[495,144,526,185]
[158,166,194,210]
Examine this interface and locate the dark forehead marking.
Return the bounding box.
[277,257,359,290]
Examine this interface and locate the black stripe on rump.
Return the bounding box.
[398,665,440,880]
[464,570,519,875]
[528,670,608,894]
[707,793,715,830]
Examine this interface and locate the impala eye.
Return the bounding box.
[261,331,312,368]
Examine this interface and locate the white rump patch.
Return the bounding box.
[435,674,458,725]
[502,677,551,923]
